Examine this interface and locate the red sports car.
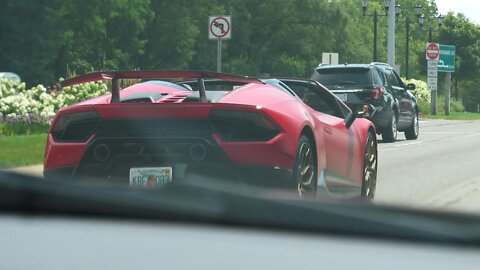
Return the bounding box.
[43,71,377,200]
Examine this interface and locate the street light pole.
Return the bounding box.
[393,4,420,79]
[362,0,389,63]
[405,19,410,79]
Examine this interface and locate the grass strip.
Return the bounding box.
[0,134,47,168]
[421,112,480,120]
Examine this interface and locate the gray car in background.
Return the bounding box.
[0,72,21,83]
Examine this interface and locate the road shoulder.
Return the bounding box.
[2,164,43,178]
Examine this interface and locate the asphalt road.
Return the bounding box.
[375,119,480,213]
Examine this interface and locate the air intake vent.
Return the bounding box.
[121,98,153,103]
[161,94,190,103]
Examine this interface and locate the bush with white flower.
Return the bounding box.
[403,78,431,114]
[0,78,109,125]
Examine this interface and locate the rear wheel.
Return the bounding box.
[293,135,317,197]
[405,109,419,140]
[361,132,377,201]
[382,112,397,143]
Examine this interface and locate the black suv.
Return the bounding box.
[311,62,419,142]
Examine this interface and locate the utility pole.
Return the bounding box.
[373,12,378,62]
[387,0,395,67]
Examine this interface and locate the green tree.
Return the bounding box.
[0,0,67,86]
[58,0,153,74]
[437,13,480,109]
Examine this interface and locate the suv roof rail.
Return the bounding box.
[316,63,353,69]
[370,62,389,66]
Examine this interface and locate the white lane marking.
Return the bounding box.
[419,120,429,123]
[394,141,423,147]
[379,141,423,151]
[422,131,477,134]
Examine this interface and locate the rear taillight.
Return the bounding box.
[52,111,100,142]
[372,87,385,100]
[209,109,280,141]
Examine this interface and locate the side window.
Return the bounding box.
[282,81,345,118]
[384,69,400,87]
[337,100,351,117]
[373,68,384,86]
[392,70,406,88]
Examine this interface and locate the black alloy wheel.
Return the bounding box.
[294,135,317,197]
[405,110,419,140]
[382,112,397,143]
[361,132,377,201]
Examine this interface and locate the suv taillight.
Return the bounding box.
[372,87,385,100]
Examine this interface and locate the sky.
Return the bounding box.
[435,0,480,24]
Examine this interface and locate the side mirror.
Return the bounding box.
[407,83,416,90]
[345,111,356,129]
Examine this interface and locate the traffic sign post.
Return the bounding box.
[438,45,455,116]
[321,53,339,65]
[426,43,439,115]
[426,43,455,116]
[209,16,231,73]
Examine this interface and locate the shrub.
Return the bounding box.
[404,78,430,114]
[436,96,464,113]
[0,78,108,129]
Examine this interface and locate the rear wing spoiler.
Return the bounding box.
[60,70,263,103]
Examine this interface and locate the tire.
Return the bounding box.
[404,109,419,140]
[293,135,317,197]
[361,132,377,202]
[382,111,397,143]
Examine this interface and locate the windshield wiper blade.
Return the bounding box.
[338,80,356,85]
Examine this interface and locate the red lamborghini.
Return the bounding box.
[43,71,377,200]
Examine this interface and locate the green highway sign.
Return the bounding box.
[438,44,455,73]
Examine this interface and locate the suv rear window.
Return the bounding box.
[312,68,372,86]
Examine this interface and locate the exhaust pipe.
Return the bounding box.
[189,143,207,162]
[93,144,111,162]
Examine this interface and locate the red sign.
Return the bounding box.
[426,43,440,60]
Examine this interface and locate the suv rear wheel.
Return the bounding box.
[382,112,397,143]
[405,109,419,140]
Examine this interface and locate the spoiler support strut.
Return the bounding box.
[111,77,120,103]
[197,76,207,103]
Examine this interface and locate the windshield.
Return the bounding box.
[2,0,480,261]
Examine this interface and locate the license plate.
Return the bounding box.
[129,167,173,188]
[336,93,348,102]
